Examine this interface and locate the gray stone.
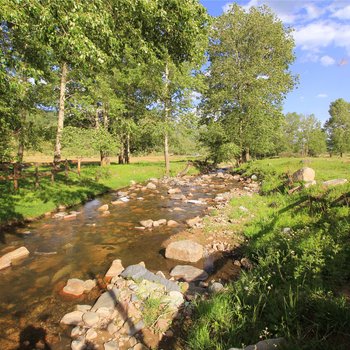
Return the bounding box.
[60,311,84,326]
[82,311,100,327]
[170,265,208,282]
[165,240,204,263]
[76,305,92,312]
[104,340,119,350]
[244,337,286,350]
[121,265,180,292]
[71,336,86,350]
[209,282,224,293]
[85,328,98,341]
[322,178,348,187]
[91,287,120,311]
[251,174,258,181]
[292,167,315,182]
[71,326,84,338]
[125,320,145,336]
[0,246,30,270]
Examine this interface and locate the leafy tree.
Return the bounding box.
[283,113,326,156]
[202,4,296,163]
[325,98,350,157]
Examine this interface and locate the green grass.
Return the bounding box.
[187,157,350,350]
[0,160,198,225]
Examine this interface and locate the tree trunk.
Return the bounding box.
[242,148,250,163]
[54,61,68,163]
[124,133,130,164]
[164,61,170,177]
[118,138,125,164]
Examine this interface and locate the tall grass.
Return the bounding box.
[188,158,350,350]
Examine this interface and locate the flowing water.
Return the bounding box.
[0,175,240,349]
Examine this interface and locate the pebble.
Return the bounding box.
[82,311,100,327]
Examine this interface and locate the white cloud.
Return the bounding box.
[320,55,335,66]
[317,93,328,98]
[331,4,350,20]
[294,21,350,54]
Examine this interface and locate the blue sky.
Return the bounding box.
[199,0,350,123]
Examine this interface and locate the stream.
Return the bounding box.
[0,174,240,349]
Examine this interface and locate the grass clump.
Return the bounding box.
[188,157,350,350]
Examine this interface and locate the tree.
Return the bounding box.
[325,98,350,157]
[202,4,296,163]
[283,113,326,156]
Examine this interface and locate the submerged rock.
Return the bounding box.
[98,204,109,211]
[170,265,208,282]
[165,240,204,263]
[0,246,30,270]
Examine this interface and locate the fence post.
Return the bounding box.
[13,163,19,191]
[35,163,39,188]
[77,158,81,176]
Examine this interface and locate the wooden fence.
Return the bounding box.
[0,159,84,190]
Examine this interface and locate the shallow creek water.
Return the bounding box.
[0,175,240,349]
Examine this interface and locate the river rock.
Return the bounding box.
[91,287,120,311]
[71,336,86,350]
[121,265,180,292]
[168,188,181,194]
[104,340,119,350]
[322,179,348,187]
[105,259,124,281]
[0,246,30,270]
[154,219,167,226]
[82,311,100,327]
[244,337,286,350]
[167,220,179,227]
[60,311,84,325]
[140,219,153,228]
[292,167,315,182]
[83,279,96,291]
[146,182,157,190]
[85,328,98,341]
[170,265,208,282]
[165,240,203,262]
[63,279,86,296]
[209,282,224,293]
[98,204,109,211]
[186,216,202,228]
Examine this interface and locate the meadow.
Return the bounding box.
[188,157,350,350]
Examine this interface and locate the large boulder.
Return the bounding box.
[0,246,30,270]
[170,265,208,282]
[292,167,315,182]
[165,240,204,262]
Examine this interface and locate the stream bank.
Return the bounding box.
[0,171,257,350]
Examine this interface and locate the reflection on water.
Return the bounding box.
[0,176,239,349]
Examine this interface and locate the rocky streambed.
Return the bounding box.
[0,171,259,350]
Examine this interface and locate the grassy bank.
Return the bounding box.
[188,158,350,350]
[0,160,197,225]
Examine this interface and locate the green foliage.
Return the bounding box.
[202,4,296,161]
[188,158,350,350]
[282,113,327,156]
[325,98,350,156]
